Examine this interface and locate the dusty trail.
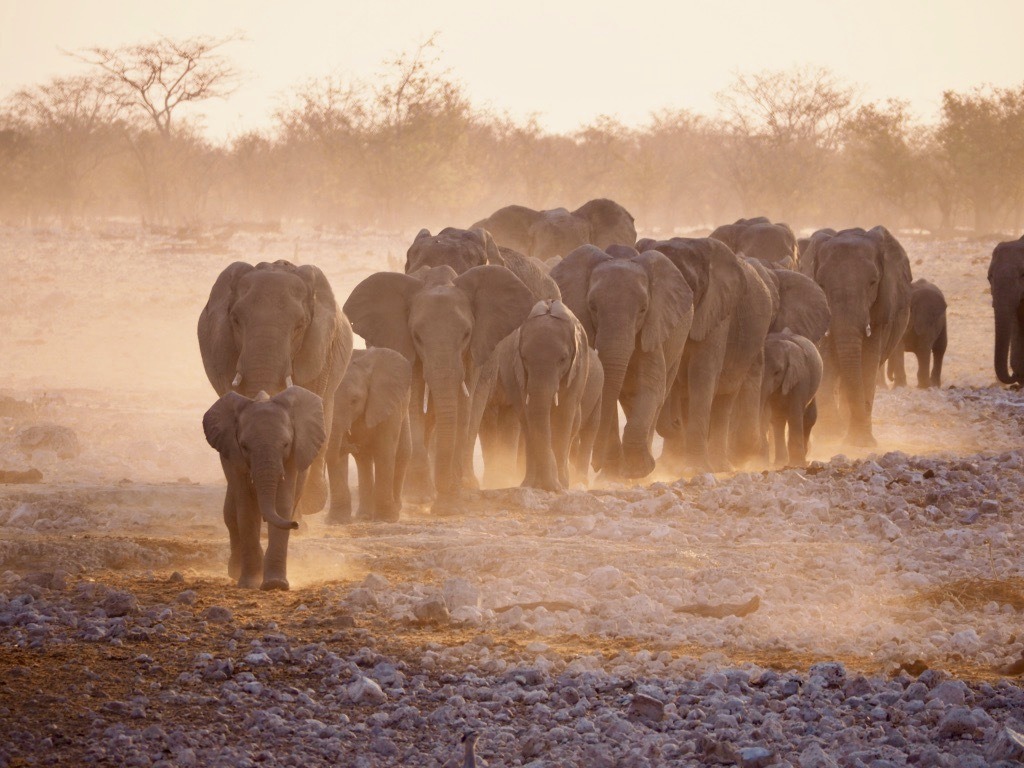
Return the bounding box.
[1,226,1023,766]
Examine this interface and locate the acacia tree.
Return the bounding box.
[71,35,240,225]
[716,66,856,225]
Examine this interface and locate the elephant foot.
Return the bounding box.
[461,472,480,491]
[845,429,877,448]
[325,509,352,525]
[260,578,290,591]
[430,493,461,516]
[237,574,262,589]
[621,448,656,480]
[404,473,435,505]
[375,504,401,523]
[228,555,241,580]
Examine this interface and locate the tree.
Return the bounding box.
[716,66,856,224]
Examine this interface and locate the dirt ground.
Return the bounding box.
[1,224,1023,766]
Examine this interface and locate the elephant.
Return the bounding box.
[763,263,832,343]
[989,235,1024,385]
[327,348,412,523]
[471,199,637,261]
[551,245,694,479]
[406,227,501,274]
[343,265,536,512]
[710,217,798,268]
[885,279,947,389]
[203,387,326,590]
[637,237,774,472]
[197,260,353,518]
[800,226,912,446]
[761,330,823,466]
[489,300,595,491]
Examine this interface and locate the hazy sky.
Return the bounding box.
[2,0,1023,141]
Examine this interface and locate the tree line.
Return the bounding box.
[2,35,1023,235]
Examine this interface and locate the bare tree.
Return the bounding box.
[716,66,856,224]
[70,35,239,138]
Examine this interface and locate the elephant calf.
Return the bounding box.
[761,330,823,467]
[885,279,947,388]
[203,387,326,590]
[327,349,412,523]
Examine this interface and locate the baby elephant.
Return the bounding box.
[886,278,947,388]
[203,387,326,590]
[761,330,823,467]
[327,348,412,523]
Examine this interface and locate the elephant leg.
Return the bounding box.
[393,417,411,515]
[574,401,600,486]
[354,452,375,520]
[236,489,263,589]
[816,337,842,436]
[261,522,292,591]
[770,403,788,467]
[551,402,576,490]
[326,450,353,525]
[854,342,882,445]
[683,335,727,472]
[405,377,434,503]
[478,406,503,488]
[222,484,241,580]
[371,424,401,523]
[785,395,807,466]
[803,399,818,458]
[460,367,488,490]
[708,391,738,472]
[299,387,334,519]
[619,352,665,479]
[913,342,930,389]
[728,358,764,468]
[931,326,947,388]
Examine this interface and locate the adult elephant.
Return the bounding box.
[637,237,774,472]
[198,260,353,516]
[406,227,501,274]
[472,199,637,261]
[800,226,912,446]
[989,235,1024,385]
[343,265,535,512]
[551,245,693,479]
[711,217,798,268]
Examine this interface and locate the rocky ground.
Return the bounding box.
[1,225,1023,766]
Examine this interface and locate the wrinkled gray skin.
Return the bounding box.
[638,238,774,472]
[801,226,912,446]
[552,245,693,479]
[988,235,1024,385]
[344,265,535,513]
[197,260,353,518]
[885,278,947,388]
[710,217,798,268]
[328,349,412,523]
[765,264,832,343]
[203,388,326,590]
[762,331,823,466]
[406,227,501,274]
[472,199,637,261]
[490,300,593,491]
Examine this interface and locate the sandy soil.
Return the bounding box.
[1,225,1023,766]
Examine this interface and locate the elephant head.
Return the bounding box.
[469,205,540,255]
[528,208,591,261]
[768,264,831,343]
[710,217,797,267]
[803,226,912,444]
[405,227,502,274]
[988,235,1024,384]
[551,245,693,476]
[204,387,326,531]
[344,265,536,496]
[198,260,340,398]
[334,348,413,442]
[572,199,638,251]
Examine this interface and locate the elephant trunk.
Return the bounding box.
[425,366,463,498]
[594,328,633,474]
[236,325,294,396]
[252,452,299,530]
[833,323,871,444]
[524,375,560,491]
[992,288,1020,384]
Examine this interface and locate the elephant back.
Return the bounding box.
[406,227,498,275]
[470,205,540,255]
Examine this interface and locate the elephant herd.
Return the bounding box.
[196,198,1024,592]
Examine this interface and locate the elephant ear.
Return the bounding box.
[343,271,423,361]
[203,391,251,459]
[800,228,836,279]
[365,350,413,429]
[780,345,801,395]
[454,265,536,368]
[634,250,695,352]
[509,329,526,396]
[550,245,611,345]
[292,265,340,384]
[198,262,254,394]
[404,229,431,272]
[473,228,505,266]
[870,225,913,321]
[273,386,326,471]
[690,240,744,342]
[775,271,831,342]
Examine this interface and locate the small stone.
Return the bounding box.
[167,572,185,583]
[986,726,1024,763]
[102,590,138,617]
[441,578,480,610]
[927,680,969,707]
[412,598,449,625]
[798,743,838,768]
[628,693,664,723]
[17,423,80,458]
[348,675,386,705]
[201,606,232,623]
[738,746,775,768]
[979,499,1000,514]
[935,707,979,739]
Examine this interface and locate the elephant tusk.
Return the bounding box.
[554,391,559,407]
[423,384,430,414]
[462,381,470,397]
[231,372,242,388]
[865,324,872,338]
[285,375,294,388]
[525,393,529,406]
